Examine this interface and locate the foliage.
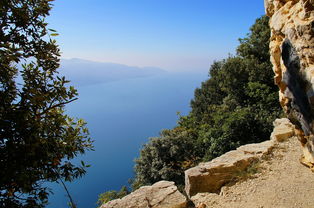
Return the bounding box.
[96,186,129,207]
[132,128,199,190]
[97,15,282,204]
[0,1,93,207]
[131,15,282,189]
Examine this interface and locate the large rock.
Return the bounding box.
[265,0,314,168]
[185,140,275,197]
[100,181,187,208]
[271,118,295,142]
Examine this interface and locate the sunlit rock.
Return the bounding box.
[185,140,275,197]
[101,181,187,208]
[265,0,314,169]
[271,118,295,142]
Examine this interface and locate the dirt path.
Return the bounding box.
[192,136,314,208]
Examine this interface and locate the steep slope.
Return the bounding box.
[100,2,314,205]
[192,134,314,208]
[101,118,314,208]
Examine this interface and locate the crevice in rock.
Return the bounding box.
[281,38,313,136]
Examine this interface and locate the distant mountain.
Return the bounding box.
[59,58,166,86]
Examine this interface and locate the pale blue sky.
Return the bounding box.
[48,0,266,72]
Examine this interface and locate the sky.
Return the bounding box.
[48,0,266,72]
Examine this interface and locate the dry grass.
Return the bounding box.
[233,161,261,182]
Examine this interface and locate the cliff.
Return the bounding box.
[265,0,314,168]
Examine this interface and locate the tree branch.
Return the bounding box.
[38,98,78,116]
[58,178,77,208]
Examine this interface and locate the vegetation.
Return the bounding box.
[132,128,199,190]
[99,15,282,205]
[232,160,261,183]
[96,186,129,207]
[0,1,93,207]
[131,15,282,189]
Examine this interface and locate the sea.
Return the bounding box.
[47,71,207,208]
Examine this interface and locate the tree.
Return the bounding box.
[133,128,199,189]
[132,15,282,189]
[188,15,282,160]
[0,1,93,207]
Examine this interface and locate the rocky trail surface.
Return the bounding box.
[192,136,314,208]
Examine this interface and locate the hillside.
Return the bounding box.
[59,58,166,86]
[101,119,314,208]
[192,133,314,208]
[100,0,314,206]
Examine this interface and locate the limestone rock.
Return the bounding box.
[100,181,187,208]
[271,118,295,142]
[265,0,314,168]
[189,135,314,207]
[185,140,275,197]
[190,193,222,208]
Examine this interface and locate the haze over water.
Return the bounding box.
[45,0,267,207]
[48,66,207,207]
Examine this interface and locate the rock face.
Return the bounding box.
[265,0,314,168]
[185,140,275,197]
[100,181,187,208]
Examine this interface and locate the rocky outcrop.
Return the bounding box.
[100,181,187,208]
[265,0,314,169]
[185,118,294,198]
[185,140,275,198]
[271,118,295,142]
[190,134,314,208]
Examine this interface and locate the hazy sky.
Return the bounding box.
[48,0,266,72]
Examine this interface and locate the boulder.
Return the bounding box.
[185,140,275,197]
[100,181,187,208]
[271,118,295,142]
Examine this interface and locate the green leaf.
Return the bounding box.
[48,28,57,32]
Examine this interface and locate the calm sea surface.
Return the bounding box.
[47,72,206,208]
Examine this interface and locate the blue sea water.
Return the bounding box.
[47,72,207,208]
